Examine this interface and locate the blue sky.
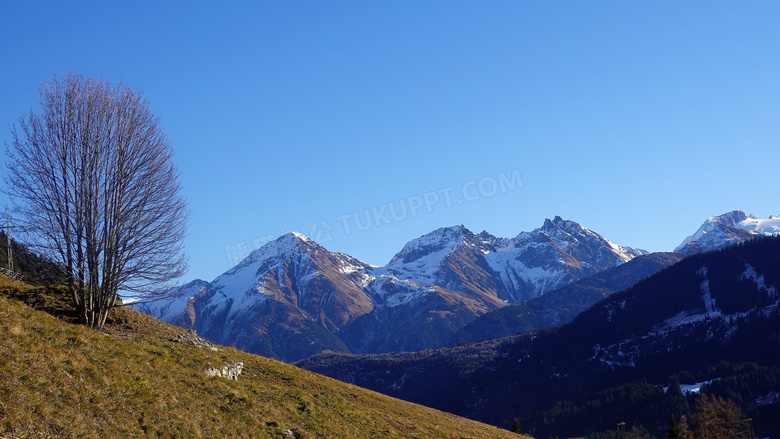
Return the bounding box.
[2,1,779,282]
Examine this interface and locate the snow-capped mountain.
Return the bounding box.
[377,225,511,309]
[338,219,646,353]
[485,216,646,301]
[136,232,375,361]
[206,232,374,332]
[137,217,644,360]
[676,210,780,255]
[380,217,644,304]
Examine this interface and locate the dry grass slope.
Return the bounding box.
[0,274,528,439]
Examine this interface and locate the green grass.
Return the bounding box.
[0,274,528,438]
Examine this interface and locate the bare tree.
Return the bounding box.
[4,72,188,328]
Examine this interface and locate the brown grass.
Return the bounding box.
[0,274,529,438]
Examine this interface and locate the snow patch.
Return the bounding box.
[484,249,566,299]
[698,266,720,316]
[606,239,638,263]
[663,379,719,395]
[368,275,432,308]
[740,263,778,299]
[756,391,780,407]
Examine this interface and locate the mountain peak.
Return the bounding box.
[542,216,564,229]
[388,225,473,266]
[437,224,470,235]
[273,231,314,245]
[221,232,317,278]
[540,216,586,237]
[411,224,474,245]
[675,210,780,254]
[707,210,748,227]
[260,231,309,252]
[289,231,311,241]
[478,230,502,245]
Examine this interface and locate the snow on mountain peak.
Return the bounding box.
[210,232,319,295]
[388,225,471,265]
[676,210,780,253]
[541,215,576,233]
[290,231,313,242]
[380,225,479,285]
[530,216,607,251]
[709,210,749,227]
[226,233,309,272]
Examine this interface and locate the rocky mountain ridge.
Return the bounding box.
[136,216,645,361]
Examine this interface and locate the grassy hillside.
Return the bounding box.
[0,274,527,439]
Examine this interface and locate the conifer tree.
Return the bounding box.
[667,414,680,439]
[511,418,524,434]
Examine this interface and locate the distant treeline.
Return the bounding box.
[0,231,66,285]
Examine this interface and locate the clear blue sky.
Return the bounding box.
[2,1,779,282]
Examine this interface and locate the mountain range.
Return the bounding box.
[297,233,780,437]
[135,210,780,362]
